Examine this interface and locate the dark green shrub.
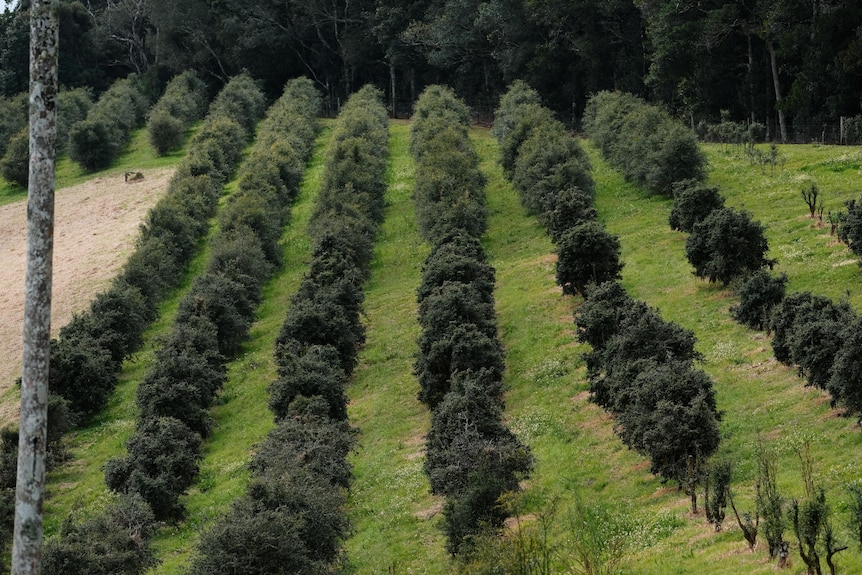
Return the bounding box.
[251,399,355,487]
[119,235,182,311]
[492,80,542,144]
[498,104,557,177]
[582,90,643,158]
[176,271,258,358]
[0,126,28,187]
[616,359,721,484]
[418,281,498,340]
[511,121,594,216]
[49,330,118,420]
[208,225,274,292]
[153,70,208,125]
[669,179,726,232]
[730,270,788,331]
[269,342,348,421]
[425,375,532,554]
[187,116,246,181]
[185,472,348,575]
[42,495,157,575]
[104,417,202,521]
[418,237,496,303]
[555,221,624,296]
[829,317,862,414]
[278,295,365,375]
[575,281,638,374]
[686,207,773,284]
[839,197,862,260]
[147,108,184,156]
[543,186,597,243]
[770,291,820,365]
[0,92,27,159]
[592,306,701,412]
[785,297,855,390]
[416,324,505,408]
[57,88,93,154]
[68,117,118,171]
[139,198,201,264]
[207,73,266,137]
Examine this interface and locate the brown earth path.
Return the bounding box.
[0,168,172,425]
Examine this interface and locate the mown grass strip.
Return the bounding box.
[345,119,449,574]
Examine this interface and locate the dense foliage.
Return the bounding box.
[411,85,531,554]
[186,84,385,575]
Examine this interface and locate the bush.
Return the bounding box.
[185,473,348,575]
[685,207,773,284]
[207,72,266,138]
[669,179,726,232]
[511,121,594,216]
[498,104,557,178]
[416,323,505,408]
[425,376,532,554]
[0,127,28,187]
[68,117,119,172]
[555,221,624,296]
[730,270,788,331]
[542,186,597,243]
[269,342,349,421]
[616,359,721,484]
[492,80,542,144]
[418,281,499,341]
[104,417,202,521]
[153,70,207,125]
[418,236,496,303]
[42,495,157,575]
[49,329,118,420]
[187,116,246,181]
[251,399,355,487]
[829,317,862,414]
[0,92,27,159]
[147,108,184,156]
[57,87,93,153]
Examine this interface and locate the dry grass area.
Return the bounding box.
[0,168,172,425]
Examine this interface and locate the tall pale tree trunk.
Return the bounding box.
[12,1,59,573]
[766,40,787,143]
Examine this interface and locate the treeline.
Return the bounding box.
[183,85,387,574]
[4,0,862,138]
[411,85,532,555]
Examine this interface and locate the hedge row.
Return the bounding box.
[732,274,862,419]
[0,88,92,187]
[184,85,387,575]
[68,76,150,172]
[104,76,318,524]
[493,80,622,297]
[583,90,706,197]
[147,71,209,156]
[412,85,532,555]
[32,75,280,575]
[576,281,722,491]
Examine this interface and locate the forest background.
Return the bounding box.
[3,0,862,142]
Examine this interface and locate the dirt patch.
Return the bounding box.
[0,169,173,426]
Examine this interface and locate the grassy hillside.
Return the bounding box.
[34,122,862,575]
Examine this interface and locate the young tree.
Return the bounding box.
[801,184,822,219]
[14,1,58,572]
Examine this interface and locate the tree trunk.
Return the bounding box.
[767,40,787,143]
[12,1,58,574]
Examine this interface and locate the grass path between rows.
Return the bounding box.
[344,120,448,573]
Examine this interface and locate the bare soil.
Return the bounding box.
[0,168,172,425]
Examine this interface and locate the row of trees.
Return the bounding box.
[19,73,266,574]
[184,85,388,575]
[411,85,532,556]
[492,81,623,297]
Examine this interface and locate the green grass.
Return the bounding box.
[344,120,448,574]
[34,124,862,575]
